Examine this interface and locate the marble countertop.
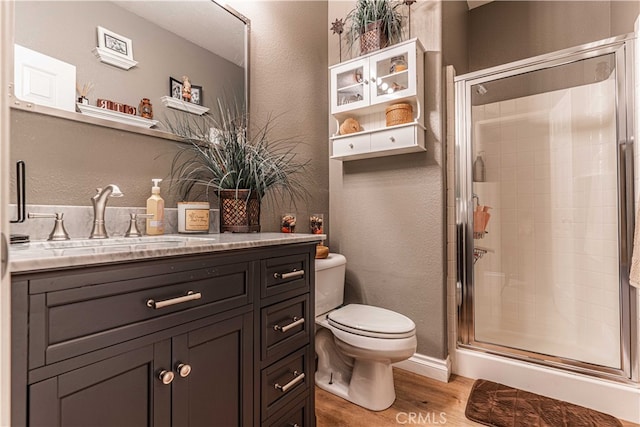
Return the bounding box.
[10,233,325,273]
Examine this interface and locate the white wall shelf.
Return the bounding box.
[160,96,209,115]
[92,47,138,70]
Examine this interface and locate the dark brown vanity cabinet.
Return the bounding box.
[11,243,317,427]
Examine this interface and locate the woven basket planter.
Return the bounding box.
[360,20,388,54]
[219,189,261,233]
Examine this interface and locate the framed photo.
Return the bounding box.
[190,85,203,105]
[170,77,183,99]
[97,26,134,60]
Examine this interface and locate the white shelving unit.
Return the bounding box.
[329,38,426,161]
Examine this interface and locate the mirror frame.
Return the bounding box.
[7,0,250,142]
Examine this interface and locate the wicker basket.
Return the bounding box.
[385,103,413,126]
[219,189,260,233]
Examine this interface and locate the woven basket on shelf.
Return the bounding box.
[219,189,260,233]
[385,103,413,126]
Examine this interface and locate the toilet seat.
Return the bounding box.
[327,304,416,339]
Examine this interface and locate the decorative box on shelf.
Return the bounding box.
[160,96,209,115]
[329,38,426,161]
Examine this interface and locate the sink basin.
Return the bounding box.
[10,235,218,258]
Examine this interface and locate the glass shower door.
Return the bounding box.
[457,38,635,381]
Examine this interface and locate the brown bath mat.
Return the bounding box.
[465,379,623,427]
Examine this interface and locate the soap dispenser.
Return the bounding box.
[146,178,165,235]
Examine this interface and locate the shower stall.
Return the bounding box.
[455,34,638,383]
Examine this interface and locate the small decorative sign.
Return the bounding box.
[97,98,136,116]
[93,26,138,70]
[178,202,211,233]
[97,26,134,61]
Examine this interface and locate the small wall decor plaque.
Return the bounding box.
[93,26,138,70]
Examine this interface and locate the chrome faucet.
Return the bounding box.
[89,184,124,239]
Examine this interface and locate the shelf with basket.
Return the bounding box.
[329,38,426,161]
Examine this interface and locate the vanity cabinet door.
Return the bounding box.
[172,312,254,427]
[28,341,171,427]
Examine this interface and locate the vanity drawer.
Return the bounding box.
[370,125,417,152]
[332,133,370,157]
[28,260,252,367]
[262,253,310,300]
[261,347,311,421]
[264,391,312,427]
[262,294,310,363]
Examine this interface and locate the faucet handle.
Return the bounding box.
[125,213,154,237]
[28,212,70,241]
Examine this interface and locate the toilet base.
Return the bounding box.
[315,328,397,411]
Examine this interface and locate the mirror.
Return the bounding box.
[12,0,249,140]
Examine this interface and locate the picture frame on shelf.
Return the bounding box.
[190,85,203,105]
[170,77,183,99]
[97,26,133,60]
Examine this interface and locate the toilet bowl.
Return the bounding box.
[315,254,417,411]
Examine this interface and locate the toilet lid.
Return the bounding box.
[327,304,416,338]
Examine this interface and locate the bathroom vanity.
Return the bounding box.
[10,233,321,426]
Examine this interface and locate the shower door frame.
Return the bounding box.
[455,34,638,383]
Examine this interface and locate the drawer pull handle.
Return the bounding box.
[158,369,174,385]
[390,136,396,143]
[175,363,192,378]
[273,269,305,280]
[275,370,305,393]
[274,316,305,333]
[348,143,354,149]
[146,290,201,309]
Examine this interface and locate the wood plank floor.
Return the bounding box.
[315,368,639,427]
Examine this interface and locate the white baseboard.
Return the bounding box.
[394,353,451,383]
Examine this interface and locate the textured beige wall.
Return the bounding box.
[228,1,329,233]
[328,1,447,359]
[9,1,328,233]
[468,1,639,72]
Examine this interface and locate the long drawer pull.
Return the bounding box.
[274,370,305,393]
[146,290,202,309]
[273,269,305,280]
[274,316,305,333]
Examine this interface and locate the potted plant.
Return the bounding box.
[345,0,404,55]
[167,99,309,233]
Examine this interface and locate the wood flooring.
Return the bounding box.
[315,368,640,427]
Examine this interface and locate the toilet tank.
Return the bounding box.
[315,253,347,316]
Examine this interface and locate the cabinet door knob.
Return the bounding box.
[389,136,396,143]
[175,363,192,378]
[363,79,369,85]
[158,369,175,385]
[348,143,354,149]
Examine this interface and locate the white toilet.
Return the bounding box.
[314,253,417,411]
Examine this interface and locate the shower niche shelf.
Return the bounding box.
[329,38,426,161]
